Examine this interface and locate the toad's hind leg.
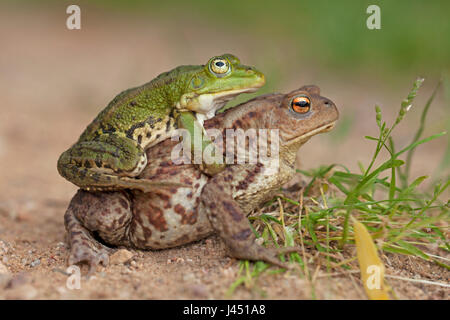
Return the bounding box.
[64,190,133,274]
[201,168,300,269]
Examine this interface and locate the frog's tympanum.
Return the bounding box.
[64,85,338,273]
[57,54,265,192]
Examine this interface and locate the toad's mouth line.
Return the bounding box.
[286,121,337,144]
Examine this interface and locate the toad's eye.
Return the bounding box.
[291,96,311,114]
[210,58,230,76]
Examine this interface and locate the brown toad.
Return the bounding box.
[64,85,339,273]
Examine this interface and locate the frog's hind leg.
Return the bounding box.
[64,190,133,275]
[201,167,298,269]
[58,135,183,192]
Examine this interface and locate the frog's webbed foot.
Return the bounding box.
[196,163,226,176]
[65,209,112,276]
[118,177,191,193]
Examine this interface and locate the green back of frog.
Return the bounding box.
[58,54,266,192]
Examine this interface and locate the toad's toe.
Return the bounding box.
[68,241,111,276]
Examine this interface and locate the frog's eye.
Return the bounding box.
[209,58,230,76]
[291,96,311,114]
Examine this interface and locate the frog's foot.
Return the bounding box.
[117,177,191,193]
[196,162,226,176]
[64,205,112,276]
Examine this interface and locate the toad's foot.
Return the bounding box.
[64,205,112,276]
[258,246,302,269]
[68,238,110,277]
[227,243,301,269]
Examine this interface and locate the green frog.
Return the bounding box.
[64,85,338,273]
[57,54,265,192]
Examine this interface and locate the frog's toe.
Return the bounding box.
[118,177,191,193]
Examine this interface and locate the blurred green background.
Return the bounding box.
[100,0,450,76]
[9,0,450,80]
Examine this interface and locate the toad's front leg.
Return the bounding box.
[201,168,299,268]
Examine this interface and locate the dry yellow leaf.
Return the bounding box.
[352,216,390,300]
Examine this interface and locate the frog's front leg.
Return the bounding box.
[201,167,299,268]
[58,134,179,192]
[64,190,133,274]
[177,111,226,176]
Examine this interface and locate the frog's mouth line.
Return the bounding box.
[195,86,263,122]
[286,121,336,145]
[209,86,262,103]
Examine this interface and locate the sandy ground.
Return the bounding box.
[0,5,448,299]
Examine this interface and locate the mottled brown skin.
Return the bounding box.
[64,85,339,273]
